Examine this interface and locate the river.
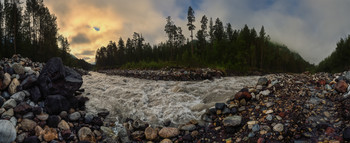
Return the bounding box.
[81,72,260,126]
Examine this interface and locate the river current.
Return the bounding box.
[81,72,260,126]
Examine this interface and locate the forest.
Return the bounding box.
[0,0,93,70]
[317,35,350,73]
[95,7,313,74]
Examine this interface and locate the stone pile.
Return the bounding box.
[99,68,224,81]
[123,71,350,142]
[0,55,111,143]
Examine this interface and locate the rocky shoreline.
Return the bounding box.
[0,55,114,143]
[98,68,224,81]
[119,72,350,143]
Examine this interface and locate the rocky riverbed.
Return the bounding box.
[88,71,350,143]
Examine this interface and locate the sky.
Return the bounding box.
[44,0,350,64]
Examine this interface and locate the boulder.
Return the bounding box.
[335,80,348,93]
[38,57,82,98]
[29,86,41,102]
[0,120,16,143]
[1,108,14,119]
[257,77,268,86]
[158,127,179,138]
[45,95,70,115]
[234,91,252,101]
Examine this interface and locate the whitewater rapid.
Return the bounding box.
[81,72,260,126]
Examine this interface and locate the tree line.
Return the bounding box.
[96,6,313,73]
[317,35,350,73]
[0,0,92,70]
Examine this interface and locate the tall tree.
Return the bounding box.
[213,18,225,41]
[226,23,234,42]
[259,26,266,70]
[209,17,214,43]
[187,6,195,55]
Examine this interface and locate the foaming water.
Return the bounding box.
[82,72,259,126]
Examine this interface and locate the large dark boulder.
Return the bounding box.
[45,95,70,115]
[29,86,41,103]
[38,57,83,98]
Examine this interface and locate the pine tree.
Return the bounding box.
[187,6,195,55]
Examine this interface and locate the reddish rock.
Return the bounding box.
[257,137,265,143]
[335,80,348,93]
[326,127,335,135]
[278,112,286,118]
[234,91,252,101]
[318,80,326,86]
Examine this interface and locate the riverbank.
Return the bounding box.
[111,71,350,142]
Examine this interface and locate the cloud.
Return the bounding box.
[77,50,95,56]
[71,33,91,44]
[44,0,350,64]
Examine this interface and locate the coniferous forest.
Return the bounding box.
[95,7,313,74]
[317,35,350,73]
[0,0,93,70]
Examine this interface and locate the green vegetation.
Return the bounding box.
[317,35,350,73]
[0,0,92,70]
[96,7,313,74]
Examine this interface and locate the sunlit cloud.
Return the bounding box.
[44,0,350,64]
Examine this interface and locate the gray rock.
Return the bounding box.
[10,91,26,102]
[9,117,17,126]
[1,108,14,119]
[252,124,260,132]
[0,108,5,114]
[180,124,196,131]
[2,99,17,109]
[16,132,27,143]
[266,114,273,121]
[223,115,242,127]
[0,120,17,143]
[257,77,268,86]
[12,64,25,75]
[273,123,284,132]
[84,112,95,123]
[69,112,81,121]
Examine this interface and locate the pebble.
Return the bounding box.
[273,123,284,132]
[145,127,158,141]
[36,113,49,121]
[265,109,273,114]
[58,120,70,130]
[252,124,260,132]
[158,127,180,138]
[180,124,196,131]
[223,115,242,127]
[266,114,273,121]
[78,127,96,142]
[68,112,81,121]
